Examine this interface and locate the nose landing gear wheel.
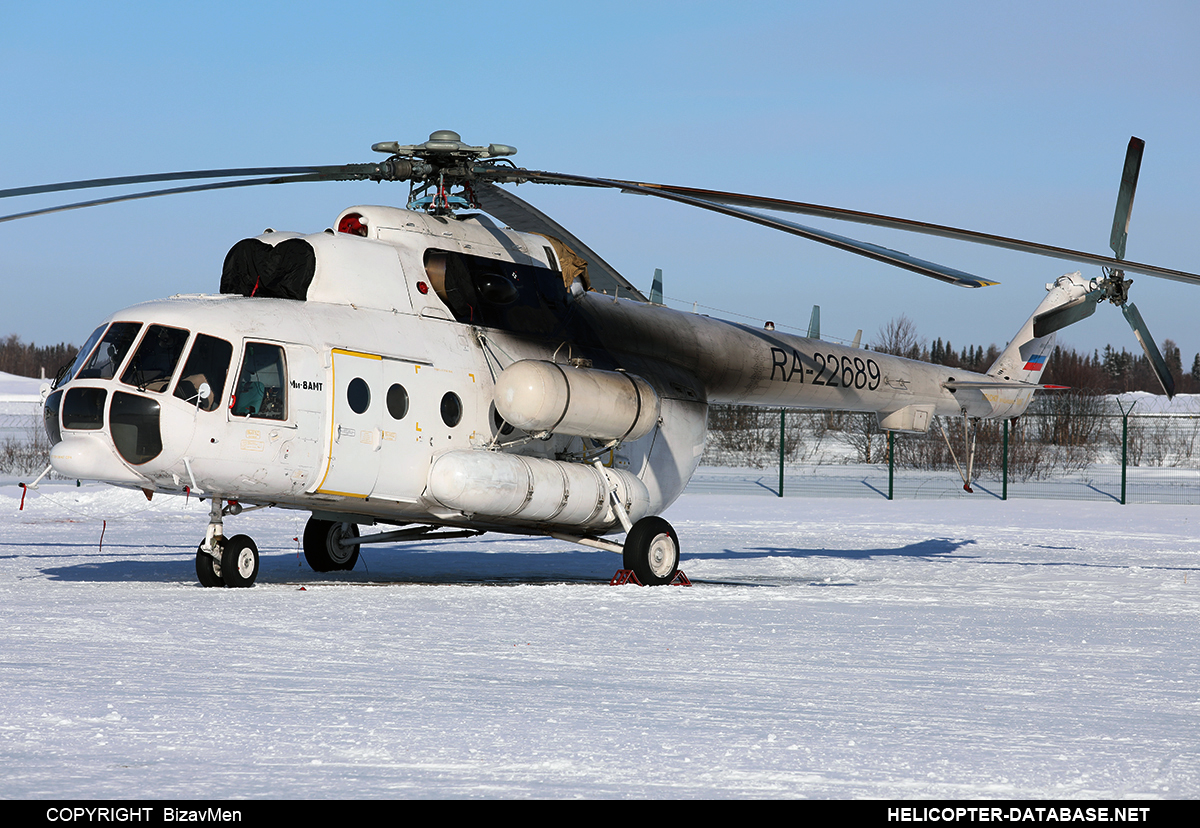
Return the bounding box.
[196,545,224,588]
[303,518,360,572]
[623,516,680,586]
[220,534,259,588]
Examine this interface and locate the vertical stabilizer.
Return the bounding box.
[987,273,1092,383]
[650,268,663,304]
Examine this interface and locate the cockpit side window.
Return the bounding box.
[121,325,190,393]
[230,342,287,420]
[173,334,233,411]
[76,322,142,381]
[57,324,108,388]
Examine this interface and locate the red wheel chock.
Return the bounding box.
[609,569,691,586]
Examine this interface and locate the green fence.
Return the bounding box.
[700,395,1200,505]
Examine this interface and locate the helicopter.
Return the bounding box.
[4,131,1197,587]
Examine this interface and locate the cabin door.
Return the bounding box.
[316,348,383,498]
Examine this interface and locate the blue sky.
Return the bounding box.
[3,1,1198,367]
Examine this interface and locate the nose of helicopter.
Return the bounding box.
[43,380,172,485]
[48,434,148,484]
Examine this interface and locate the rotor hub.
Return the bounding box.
[367,130,520,214]
[1099,267,1132,306]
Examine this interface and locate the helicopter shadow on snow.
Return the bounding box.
[28,535,982,587]
[24,540,209,584]
[685,537,980,564]
[1,539,198,566]
[686,540,1200,580]
[31,536,630,586]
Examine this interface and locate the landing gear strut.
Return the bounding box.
[195,496,260,588]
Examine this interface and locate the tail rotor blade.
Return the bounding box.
[1122,301,1176,398]
[1110,137,1144,261]
[1101,139,1175,398]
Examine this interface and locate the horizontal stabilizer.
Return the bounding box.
[1032,291,1099,338]
[943,380,1069,391]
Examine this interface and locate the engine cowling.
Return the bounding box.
[494,360,660,441]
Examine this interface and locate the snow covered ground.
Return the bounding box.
[1,477,1198,799]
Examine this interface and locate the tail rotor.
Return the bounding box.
[1033,137,1175,398]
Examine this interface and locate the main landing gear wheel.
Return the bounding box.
[221,534,259,588]
[623,516,680,586]
[303,518,360,572]
[196,545,223,588]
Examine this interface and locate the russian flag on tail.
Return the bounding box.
[1023,354,1047,372]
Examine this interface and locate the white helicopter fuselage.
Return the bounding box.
[11,131,1180,587]
[41,203,1071,561]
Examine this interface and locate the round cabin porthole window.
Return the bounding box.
[440,391,462,427]
[387,384,409,420]
[347,377,370,414]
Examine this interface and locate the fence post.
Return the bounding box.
[1117,398,1135,505]
[1002,419,1009,501]
[778,409,785,498]
[888,430,894,500]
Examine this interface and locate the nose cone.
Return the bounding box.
[49,436,147,484]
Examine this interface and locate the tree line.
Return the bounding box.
[0,335,77,380]
[873,315,1198,395]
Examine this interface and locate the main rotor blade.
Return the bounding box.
[532,176,1200,287]
[1110,137,1144,260]
[521,171,996,288]
[472,182,647,300]
[0,164,379,201]
[0,175,330,224]
[1122,302,1175,398]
